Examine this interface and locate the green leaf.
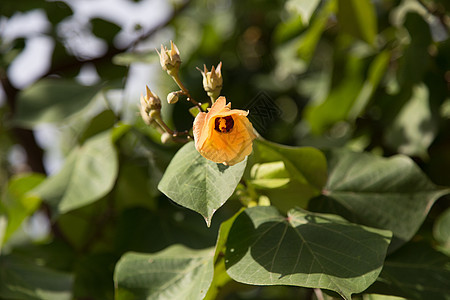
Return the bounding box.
[14,79,102,128]
[1,174,45,243]
[250,161,290,189]
[31,131,118,214]
[367,242,450,300]
[225,206,392,300]
[384,83,437,158]
[114,245,214,300]
[397,13,432,86]
[115,206,219,254]
[249,139,327,211]
[304,55,364,135]
[158,142,247,226]
[74,253,116,300]
[0,254,73,300]
[285,0,320,25]
[189,102,211,118]
[0,215,6,253]
[348,50,391,120]
[297,0,337,62]
[205,209,244,300]
[434,207,450,254]
[78,109,117,144]
[91,18,121,42]
[115,161,157,212]
[337,0,377,45]
[310,149,450,250]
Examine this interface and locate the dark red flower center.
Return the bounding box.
[214,116,234,133]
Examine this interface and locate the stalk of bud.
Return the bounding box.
[197,62,223,102]
[157,41,181,76]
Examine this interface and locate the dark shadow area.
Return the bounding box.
[225,208,390,279]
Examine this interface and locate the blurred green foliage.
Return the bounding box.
[1,0,450,299]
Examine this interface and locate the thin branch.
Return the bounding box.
[417,0,450,35]
[43,0,191,78]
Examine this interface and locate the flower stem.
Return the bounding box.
[172,74,204,112]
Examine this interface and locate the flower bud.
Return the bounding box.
[141,86,161,110]
[157,41,181,76]
[160,132,172,144]
[167,92,179,104]
[140,86,161,124]
[139,104,153,125]
[149,109,161,119]
[197,62,223,100]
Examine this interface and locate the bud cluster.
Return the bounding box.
[140,41,226,144]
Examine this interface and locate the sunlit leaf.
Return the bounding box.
[225,206,392,300]
[158,142,247,226]
[114,245,214,300]
[249,139,327,211]
[337,0,377,45]
[1,174,45,243]
[31,131,118,214]
[297,0,337,62]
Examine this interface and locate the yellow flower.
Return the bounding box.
[193,96,256,166]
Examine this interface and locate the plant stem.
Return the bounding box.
[172,74,204,112]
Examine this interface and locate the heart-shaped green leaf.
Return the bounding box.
[114,245,214,300]
[225,206,392,300]
[31,131,118,214]
[310,149,450,250]
[158,142,247,226]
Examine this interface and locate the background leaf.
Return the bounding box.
[1,174,44,243]
[14,79,102,128]
[31,131,118,214]
[309,149,450,251]
[225,206,392,300]
[0,254,73,300]
[285,0,320,25]
[366,242,450,300]
[114,245,214,300]
[434,207,450,254]
[158,142,247,226]
[249,139,327,211]
[337,0,377,45]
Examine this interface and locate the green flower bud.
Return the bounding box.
[197,62,223,101]
[157,41,181,76]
